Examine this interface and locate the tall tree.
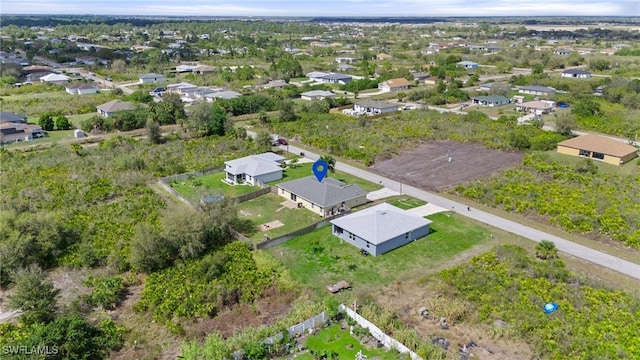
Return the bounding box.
[210,104,227,136]
[279,99,297,122]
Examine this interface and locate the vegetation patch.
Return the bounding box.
[169,171,260,201]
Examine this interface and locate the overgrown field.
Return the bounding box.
[0,90,117,117]
[433,245,640,359]
[273,110,566,165]
[451,153,640,247]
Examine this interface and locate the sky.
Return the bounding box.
[0,0,638,17]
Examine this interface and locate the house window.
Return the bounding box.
[404,232,409,239]
[335,226,343,234]
[311,203,314,209]
[349,233,355,241]
[366,242,370,248]
[291,194,297,201]
[592,152,605,160]
[579,149,591,157]
[281,189,285,194]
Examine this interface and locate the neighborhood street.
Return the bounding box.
[280,143,640,280]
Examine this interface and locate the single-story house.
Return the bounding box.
[518,85,556,96]
[561,69,592,79]
[139,73,167,84]
[330,203,432,256]
[557,134,638,166]
[205,90,242,101]
[192,65,215,75]
[167,82,197,95]
[261,80,288,89]
[319,73,352,85]
[0,122,45,144]
[306,71,330,82]
[516,100,556,115]
[456,61,478,69]
[40,73,71,85]
[224,152,285,186]
[26,71,54,82]
[276,176,367,217]
[353,100,398,115]
[96,100,136,117]
[65,83,99,95]
[424,76,449,85]
[378,78,411,92]
[300,90,335,101]
[176,64,197,73]
[376,53,393,60]
[337,63,356,72]
[335,57,356,64]
[472,95,510,107]
[478,82,508,92]
[412,72,431,81]
[0,111,27,124]
[553,49,571,56]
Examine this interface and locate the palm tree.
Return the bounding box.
[320,155,336,175]
[535,240,558,260]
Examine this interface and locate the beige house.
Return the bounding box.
[378,78,411,92]
[557,134,638,166]
[276,176,367,217]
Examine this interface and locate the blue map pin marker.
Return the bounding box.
[313,159,328,182]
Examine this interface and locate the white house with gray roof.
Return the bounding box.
[139,73,167,84]
[353,100,398,115]
[300,90,335,101]
[330,203,432,256]
[276,176,367,217]
[224,152,285,186]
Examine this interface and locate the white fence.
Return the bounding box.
[339,304,423,360]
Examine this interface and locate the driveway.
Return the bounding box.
[279,143,640,280]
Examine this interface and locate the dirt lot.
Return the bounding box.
[371,141,524,191]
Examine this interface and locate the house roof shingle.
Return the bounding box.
[225,153,284,177]
[379,78,411,88]
[330,203,432,245]
[277,176,366,208]
[558,134,638,158]
[355,100,398,109]
[0,111,27,123]
[97,100,135,113]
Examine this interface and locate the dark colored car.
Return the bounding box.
[277,138,288,145]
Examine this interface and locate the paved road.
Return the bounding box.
[281,144,640,280]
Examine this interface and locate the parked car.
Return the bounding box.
[105,77,112,81]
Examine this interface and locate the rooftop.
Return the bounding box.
[558,134,638,158]
[277,176,366,208]
[355,100,398,109]
[225,152,284,177]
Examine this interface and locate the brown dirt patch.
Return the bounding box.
[371,141,523,191]
[259,220,285,231]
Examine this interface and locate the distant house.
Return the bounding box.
[65,83,99,95]
[330,203,433,256]
[376,53,393,61]
[224,152,285,186]
[516,100,556,115]
[337,63,356,72]
[424,76,449,85]
[553,49,571,56]
[557,134,638,166]
[306,71,330,82]
[518,85,556,96]
[411,72,430,81]
[96,100,136,117]
[456,61,478,69]
[139,73,167,84]
[261,80,288,89]
[478,82,509,92]
[276,176,367,217]
[0,111,27,124]
[167,82,197,95]
[561,69,592,79]
[353,100,398,115]
[472,95,510,107]
[176,64,197,73]
[40,73,71,85]
[378,78,411,92]
[319,73,352,85]
[192,65,215,75]
[0,122,44,144]
[335,57,356,64]
[300,90,335,101]
[205,90,242,101]
[27,71,54,82]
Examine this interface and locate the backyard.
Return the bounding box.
[236,193,323,242]
[269,212,492,291]
[169,171,260,202]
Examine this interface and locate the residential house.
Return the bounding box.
[205,90,242,101]
[376,53,393,61]
[472,95,510,107]
[516,100,556,115]
[478,82,509,92]
[518,85,556,96]
[300,90,335,101]
[561,69,592,79]
[40,73,71,85]
[411,72,430,81]
[330,203,432,256]
[557,134,638,166]
[176,64,197,73]
[553,49,571,56]
[96,100,136,117]
[424,76,449,85]
[167,82,198,95]
[65,83,99,95]
[306,71,330,82]
[319,73,352,85]
[139,73,167,84]
[261,80,288,89]
[224,152,285,186]
[0,123,45,144]
[337,64,356,72]
[456,61,478,69]
[276,176,367,217]
[378,78,411,92]
[192,65,215,75]
[335,57,356,64]
[352,100,398,115]
[26,71,54,83]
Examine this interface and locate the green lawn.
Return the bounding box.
[170,172,259,201]
[289,324,399,360]
[237,193,322,242]
[386,196,427,210]
[66,113,97,128]
[471,104,520,119]
[270,163,383,192]
[268,212,491,290]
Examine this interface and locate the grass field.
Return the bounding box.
[237,193,322,242]
[289,324,398,360]
[170,172,260,201]
[269,212,491,290]
[271,163,382,192]
[386,196,426,210]
[470,103,520,119]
